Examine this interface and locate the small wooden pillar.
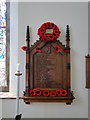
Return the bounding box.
[66,25,71,95]
[25,26,30,96]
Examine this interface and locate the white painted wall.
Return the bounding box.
[10,2,18,95]
[0,99,2,119]
[2,2,88,118]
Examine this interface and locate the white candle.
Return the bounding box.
[17,64,20,71]
[15,64,22,117]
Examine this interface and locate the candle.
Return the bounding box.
[15,64,22,119]
[17,64,20,71]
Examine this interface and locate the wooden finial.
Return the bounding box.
[26,26,30,41]
[26,26,30,51]
[66,25,70,48]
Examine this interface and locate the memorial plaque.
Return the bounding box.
[23,25,75,104]
[34,45,63,89]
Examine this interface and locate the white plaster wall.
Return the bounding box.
[0,99,2,119]
[9,2,18,95]
[2,2,88,118]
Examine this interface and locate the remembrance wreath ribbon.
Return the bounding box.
[38,22,61,42]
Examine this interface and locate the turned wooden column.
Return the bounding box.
[25,26,30,96]
[66,25,71,95]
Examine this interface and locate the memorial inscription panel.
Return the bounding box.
[34,45,63,89]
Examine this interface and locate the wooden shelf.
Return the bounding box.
[22,95,75,105]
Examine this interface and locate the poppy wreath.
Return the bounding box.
[36,89,41,96]
[55,46,61,53]
[30,90,36,96]
[21,46,27,51]
[38,22,61,42]
[43,90,49,97]
[50,90,56,97]
[56,89,62,97]
[61,89,67,97]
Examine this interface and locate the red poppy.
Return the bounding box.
[36,48,41,53]
[43,36,48,42]
[39,31,44,37]
[55,46,61,53]
[53,33,58,39]
[46,22,52,29]
[41,28,46,33]
[36,89,41,96]
[43,90,49,97]
[56,89,62,97]
[21,46,27,51]
[30,90,36,96]
[61,89,67,97]
[38,27,46,36]
[41,23,46,28]
[53,24,57,30]
[50,90,56,97]
[49,34,54,41]
[55,28,59,34]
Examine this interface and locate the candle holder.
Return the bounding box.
[15,71,22,76]
[15,64,22,120]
